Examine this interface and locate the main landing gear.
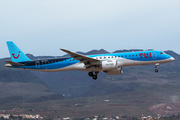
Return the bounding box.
[155,63,159,73]
[88,71,99,80]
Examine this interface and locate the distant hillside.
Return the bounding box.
[113,49,144,53]
[0,60,45,84]
[0,60,64,104]
[85,49,109,55]
[0,82,64,104]
[4,84,180,118]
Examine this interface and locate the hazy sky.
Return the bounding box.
[0,0,180,58]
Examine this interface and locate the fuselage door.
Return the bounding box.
[36,61,40,68]
[152,52,157,59]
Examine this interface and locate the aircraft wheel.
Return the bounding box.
[88,72,93,77]
[155,69,158,73]
[92,75,97,80]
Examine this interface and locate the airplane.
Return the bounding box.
[5,41,175,80]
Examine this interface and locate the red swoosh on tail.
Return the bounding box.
[12,51,20,59]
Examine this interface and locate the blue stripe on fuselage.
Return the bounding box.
[13,58,79,69]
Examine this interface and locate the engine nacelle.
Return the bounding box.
[107,67,123,75]
[102,60,123,70]
[102,60,117,70]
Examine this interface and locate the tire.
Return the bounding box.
[92,75,97,80]
[88,72,93,77]
[155,69,158,73]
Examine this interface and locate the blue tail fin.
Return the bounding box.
[6,41,31,62]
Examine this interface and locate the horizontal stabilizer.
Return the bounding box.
[5,61,23,66]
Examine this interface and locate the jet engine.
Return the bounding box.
[107,67,123,75]
[101,60,123,70]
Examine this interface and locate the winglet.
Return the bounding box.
[60,49,71,54]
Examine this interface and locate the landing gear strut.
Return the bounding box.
[88,71,99,80]
[155,63,159,73]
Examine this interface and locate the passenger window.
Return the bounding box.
[122,56,123,57]
[132,55,134,57]
[129,55,131,57]
[125,55,127,57]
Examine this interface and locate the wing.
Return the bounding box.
[60,49,101,68]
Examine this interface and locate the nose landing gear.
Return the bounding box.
[155,69,158,73]
[155,63,159,73]
[88,71,99,80]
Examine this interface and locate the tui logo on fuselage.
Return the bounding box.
[139,53,151,58]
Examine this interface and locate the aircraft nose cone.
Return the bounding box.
[169,57,175,61]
